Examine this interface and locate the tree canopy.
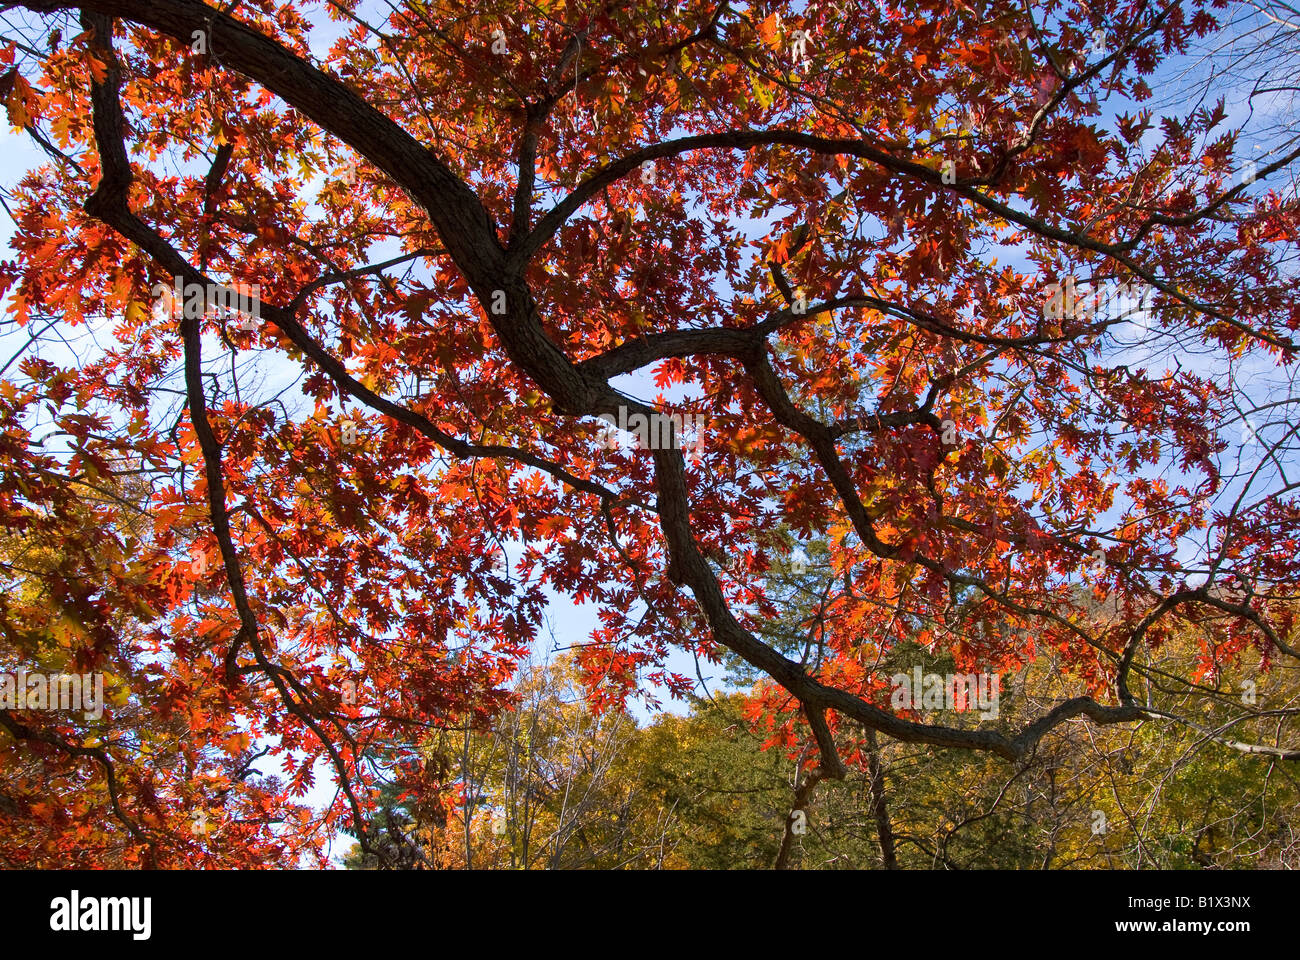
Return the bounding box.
[0,0,1298,867]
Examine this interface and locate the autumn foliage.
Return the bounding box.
[0,0,1298,867]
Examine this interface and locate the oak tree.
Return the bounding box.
[1,0,1298,865]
